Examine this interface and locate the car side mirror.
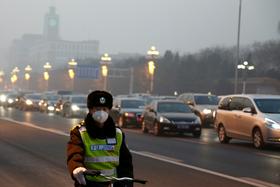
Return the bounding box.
[243,107,256,114]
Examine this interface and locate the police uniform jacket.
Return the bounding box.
[67,113,134,187]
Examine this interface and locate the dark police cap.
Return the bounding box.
[87,90,113,109]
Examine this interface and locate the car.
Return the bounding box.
[141,100,201,137]
[3,93,21,108]
[18,93,43,111]
[214,94,280,149]
[0,90,15,106]
[61,94,87,118]
[39,94,60,113]
[110,97,145,128]
[177,93,218,127]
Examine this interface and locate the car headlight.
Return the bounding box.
[8,98,14,104]
[71,105,80,111]
[203,108,212,114]
[265,118,280,130]
[39,100,44,106]
[0,95,7,102]
[159,116,171,123]
[26,99,33,105]
[47,106,55,111]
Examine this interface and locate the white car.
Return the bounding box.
[214,94,280,149]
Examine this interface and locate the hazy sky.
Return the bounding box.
[0,0,279,59]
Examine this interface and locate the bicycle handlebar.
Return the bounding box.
[84,170,147,184]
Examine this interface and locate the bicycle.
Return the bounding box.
[84,170,147,186]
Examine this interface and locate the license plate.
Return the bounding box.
[176,124,189,129]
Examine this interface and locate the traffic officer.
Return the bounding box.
[67,90,134,187]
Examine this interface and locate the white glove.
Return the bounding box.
[73,167,87,185]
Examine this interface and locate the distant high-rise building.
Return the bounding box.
[9,6,99,72]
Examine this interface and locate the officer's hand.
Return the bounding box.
[73,167,87,185]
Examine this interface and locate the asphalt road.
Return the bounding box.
[0,107,279,187]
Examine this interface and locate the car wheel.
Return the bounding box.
[142,121,148,133]
[153,122,162,136]
[253,128,265,149]
[218,125,230,143]
[193,131,201,138]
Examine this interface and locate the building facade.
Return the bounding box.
[9,6,99,72]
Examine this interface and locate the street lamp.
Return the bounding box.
[237,61,254,94]
[24,65,32,90]
[11,67,20,89]
[43,62,52,91]
[0,70,4,87]
[100,53,111,91]
[147,46,159,94]
[68,59,78,91]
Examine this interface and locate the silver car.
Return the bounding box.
[214,94,280,149]
[177,93,218,127]
[61,94,88,118]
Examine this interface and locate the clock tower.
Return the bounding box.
[43,6,60,41]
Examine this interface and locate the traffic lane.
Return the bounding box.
[2,108,280,184]
[125,130,280,185]
[133,154,254,187]
[0,120,253,187]
[0,107,81,132]
[0,120,73,187]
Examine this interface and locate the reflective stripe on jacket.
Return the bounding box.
[79,126,123,182]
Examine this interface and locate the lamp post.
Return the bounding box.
[147,46,159,94]
[0,70,4,89]
[234,0,242,94]
[24,65,32,90]
[11,67,20,89]
[237,61,254,94]
[100,53,111,91]
[68,59,78,91]
[43,62,52,91]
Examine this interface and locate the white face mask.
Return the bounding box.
[92,111,108,124]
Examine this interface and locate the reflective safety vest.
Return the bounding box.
[79,126,123,182]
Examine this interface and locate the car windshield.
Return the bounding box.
[7,94,18,98]
[194,95,218,105]
[26,95,42,100]
[46,95,59,101]
[72,96,86,103]
[57,90,73,95]
[254,99,280,114]
[121,100,145,108]
[157,102,192,113]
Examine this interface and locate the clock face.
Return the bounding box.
[49,18,57,27]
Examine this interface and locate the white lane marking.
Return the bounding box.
[131,150,272,187]
[1,117,277,187]
[241,177,280,187]
[138,151,183,163]
[256,152,280,160]
[0,117,69,137]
